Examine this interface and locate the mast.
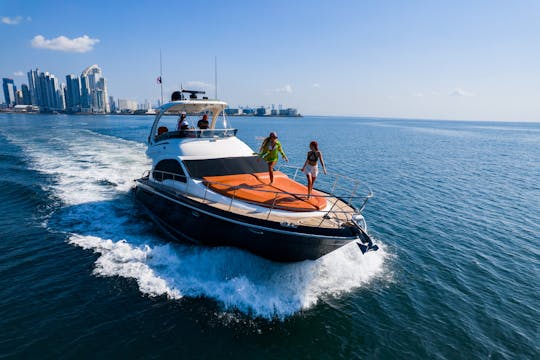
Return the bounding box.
[214,56,218,99]
[159,49,164,105]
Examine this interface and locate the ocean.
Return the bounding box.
[0,113,538,359]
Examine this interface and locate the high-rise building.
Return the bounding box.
[80,64,109,113]
[21,84,31,105]
[57,84,66,110]
[27,69,42,106]
[40,72,55,109]
[65,74,81,112]
[108,96,116,112]
[15,90,24,105]
[94,77,109,113]
[80,75,91,111]
[2,78,17,106]
[118,99,138,111]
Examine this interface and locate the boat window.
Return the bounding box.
[183,156,268,179]
[153,159,187,183]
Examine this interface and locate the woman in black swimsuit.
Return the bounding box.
[301,141,327,199]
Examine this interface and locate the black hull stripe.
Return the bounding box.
[136,181,358,241]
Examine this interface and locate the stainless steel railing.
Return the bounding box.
[276,164,373,211]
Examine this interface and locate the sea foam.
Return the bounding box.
[69,233,387,319]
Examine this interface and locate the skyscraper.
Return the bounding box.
[40,72,55,109]
[65,74,81,112]
[80,75,91,111]
[15,90,24,105]
[27,69,41,106]
[2,78,17,106]
[108,96,116,112]
[80,64,109,113]
[57,84,66,110]
[21,84,31,105]
[94,77,109,113]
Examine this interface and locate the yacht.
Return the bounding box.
[134,90,378,262]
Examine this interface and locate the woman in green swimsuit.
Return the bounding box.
[258,132,288,184]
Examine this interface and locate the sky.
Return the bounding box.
[1,0,539,121]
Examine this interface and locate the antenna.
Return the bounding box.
[159,49,164,105]
[214,56,218,99]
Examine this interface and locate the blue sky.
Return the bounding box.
[1,0,539,121]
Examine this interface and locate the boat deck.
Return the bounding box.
[185,193,355,229]
[203,172,328,212]
[138,171,362,230]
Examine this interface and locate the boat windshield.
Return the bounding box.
[153,111,236,142]
[183,156,267,178]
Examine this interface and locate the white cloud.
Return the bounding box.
[1,16,23,25]
[449,88,474,97]
[312,83,320,88]
[1,16,31,25]
[412,92,423,97]
[272,84,293,94]
[31,34,100,53]
[13,71,24,77]
[185,81,214,90]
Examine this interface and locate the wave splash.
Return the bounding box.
[70,233,386,318]
[10,128,388,319]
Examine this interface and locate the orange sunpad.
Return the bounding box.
[203,172,327,212]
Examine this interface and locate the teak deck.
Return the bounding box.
[186,192,355,229]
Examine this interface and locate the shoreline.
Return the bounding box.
[0,110,303,117]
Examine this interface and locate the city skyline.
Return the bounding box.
[4,64,111,113]
[1,64,301,113]
[1,0,539,121]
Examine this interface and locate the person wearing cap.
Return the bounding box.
[258,132,288,184]
[177,112,190,131]
[197,114,209,129]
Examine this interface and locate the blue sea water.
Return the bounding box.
[0,113,538,359]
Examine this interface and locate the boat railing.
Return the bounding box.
[277,164,373,212]
[139,168,373,228]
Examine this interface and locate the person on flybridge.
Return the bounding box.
[177,112,189,130]
[197,114,209,129]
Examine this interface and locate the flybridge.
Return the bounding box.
[149,93,231,145]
